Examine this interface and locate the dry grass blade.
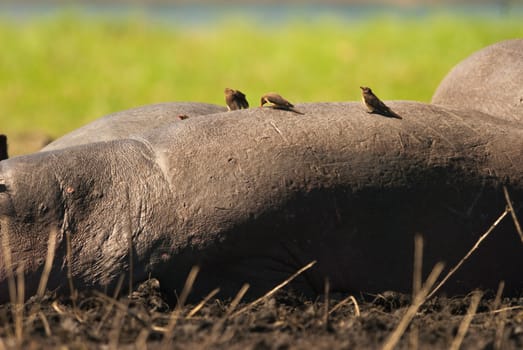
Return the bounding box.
[489,306,523,314]
[135,328,150,349]
[410,234,423,350]
[0,218,17,308]
[231,260,317,318]
[503,185,523,243]
[15,263,25,344]
[108,304,126,350]
[38,311,52,337]
[125,188,134,297]
[225,283,250,318]
[92,291,148,326]
[329,295,360,317]
[323,278,330,327]
[269,120,289,143]
[427,208,509,299]
[382,262,445,350]
[412,234,423,298]
[485,281,505,328]
[112,273,126,300]
[494,310,507,350]
[202,284,250,348]
[94,274,126,334]
[37,228,57,298]
[65,230,78,309]
[161,266,200,349]
[449,291,483,350]
[492,281,505,312]
[187,287,221,318]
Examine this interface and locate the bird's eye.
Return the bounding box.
[0,184,6,193]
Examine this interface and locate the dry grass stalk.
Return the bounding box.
[323,278,330,327]
[15,263,25,344]
[26,229,58,328]
[92,291,148,327]
[427,208,509,299]
[112,273,126,300]
[381,262,445,350]
[489,306,523,314]
[187,287,221,318]
[484,281,505,329]
[502,185,523,243]
[492,281,505,312]
[38,311,52,337]
[408,327,419,350]
[329,295,360,317]
[160,266,200,348]
[0,218,17,308]
[135,328,151,349]
[36,228,57,298]
[225,283,250,318]
[108,304,126,350]
[412,234,423,298]
[64,230,78,309]
[205,283,250,346]
[494,310,507,350]
[1,219,18,340]
[410,234,423,350]
[231,260,317,318]
[93,274,126,335]
[125,188,134,297]
[449,291,483,350]
[51,301,65,315]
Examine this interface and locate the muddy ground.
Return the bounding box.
[0,279,522,349]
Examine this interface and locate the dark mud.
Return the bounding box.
[0,279,522,349]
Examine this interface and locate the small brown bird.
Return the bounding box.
[224,88,249,111]
[0,134,8,161]
[360,86,402,119]
[177,114,189,120]
[260,92,304,114]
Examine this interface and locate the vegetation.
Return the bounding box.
[0,12,522,154]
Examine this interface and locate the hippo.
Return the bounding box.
[0,39,522,303]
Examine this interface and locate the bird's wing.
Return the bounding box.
[234,90,246,99]
[269,94,294,108]
[239,98,249,109]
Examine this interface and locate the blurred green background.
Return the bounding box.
[0,3,522,155]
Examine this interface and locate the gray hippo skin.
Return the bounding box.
[0,40,522,303]
[432,38,523,123]
[42,102,227,151]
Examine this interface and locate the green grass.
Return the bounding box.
[0,12,522,155]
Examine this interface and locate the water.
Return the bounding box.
[0,3,521,26]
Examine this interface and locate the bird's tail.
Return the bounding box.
[387,109,402,119]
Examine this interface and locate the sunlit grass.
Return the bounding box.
[0,12,522,155]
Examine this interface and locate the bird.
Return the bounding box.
[177,114,189,120]
[360,86,402,119]
[260,92,304,114]
[224,88,249,111]
[0,134,7,161]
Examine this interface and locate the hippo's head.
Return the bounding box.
[0,140,176,302]
[0,154,67,300]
